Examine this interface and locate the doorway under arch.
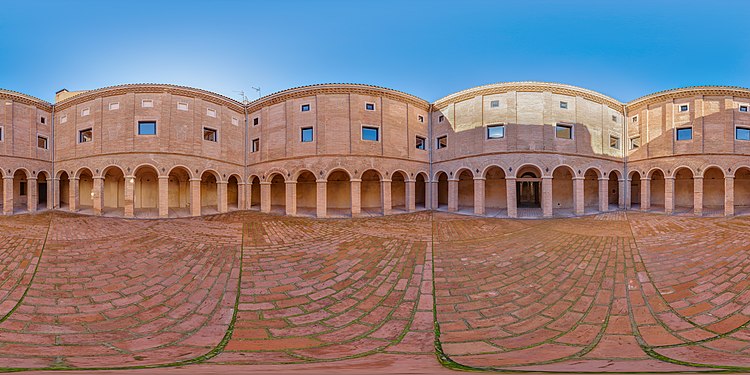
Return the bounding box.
[296,170,317,217]
[327,170,351,217]
[102,166,125,217]
[134,165,159,218]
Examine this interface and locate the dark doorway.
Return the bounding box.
[38,183,47,205]
[517,172,541,208]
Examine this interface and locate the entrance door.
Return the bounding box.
[516,179,541,208]
[38,183,47,204]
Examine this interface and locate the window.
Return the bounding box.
[560,101,568,109]
[365,103,375,111]
[203,127,217,142]
[362,126,379,141]
[81,108,90,117]
[37,136,48,149]
[416,136,426,150]
[438,115,444,123]
[487,124,505,139]
[251,138,259,152]
[630,136,640,150]
[253,117,259,126]
[301,127,313,142]
[678,104,689,112]
[177,102,188,111]
[40,116,45,124]
[142,99,153,108]
[676,127,692,141]
[301,104,310,112]
[632,115,638,123]
[79,128,93,143]
[611,115,618,122]
[138,121,156,135]
[231,117,239,126]
[19,182,26,196]
[206,108,217,118]
[737,127,750,141]
[0,126,3,141]
[555,124,573,139]
[490,100,499,108]
[436,135,447,149]
[418,115,424,123]
[610,135,620,150]
[109,102,119,111]
[60,114,68,124]
[740,105,749,113]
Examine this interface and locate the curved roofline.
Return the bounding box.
[433,81,624,111]
[0,88,52,109]
[626,85,750,110]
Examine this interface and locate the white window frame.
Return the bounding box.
[736,125,750,141]
[632,115,638,123]
[37,134,48,149]
[630,136,640,150]
[251,138,259,152]
[231,117,239,126]
[678,103,689,112]
[203,127,218,142]
[109,102,120,111]
[141,99,154,108]
[177,102,189,111]
[739,105,749,113]
[78,128,93,143]
[60,114,68,124]
[555,123,574,139]
[301,104,311,112]
[490,100,500,108]
[486,124,505,139]
[609,134,621,150]
[206,108,217,118]
[436,135,448,149]
[365,102,376,111]
[676,127,693,141]
[81,107,90,117]
[560,101,568,109]
[361,125,380,142]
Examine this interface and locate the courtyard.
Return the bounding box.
[0,210,749,373]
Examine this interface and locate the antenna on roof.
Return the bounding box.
[251,86,261,98]
[234,90,249,104]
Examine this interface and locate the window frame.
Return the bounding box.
[141,99,154,108]
[137,121,157,136]
[740,105,749,113]
[300,127,314,142]
[78,128,93,143]
[60,114,68,124]
[361,126,380,142]
[560,101,568,109]
[555,123,574,139]
[632,115,638,123]
[109,102,120,111]
[416,136,426,150]
[487,124,505,139]
[0,126,4,141]
[253,117,259,126]
[81,107,90,117]
[678,104,689,112]
[37,135,48,149]
[736,126,750,141]
[609,135,621,150]
[301,104,310,112]
[630,136,641,150]
[206,108,217,118]
[40,116,46,124]
[490,100,500,108]
[251,138,260,152]
[177,102,189,111]
[417,115,424,123]
[231,117,239,126]
[675,127,693,141]
[365,102,375,111]
[19,181,26,196]
[611,115,618,122]
[438,115,444,123]
[436,135,447,149]
[203,127,218,142]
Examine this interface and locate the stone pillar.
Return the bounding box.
[124,175,135,218]
[542,176,553,218]
[316,179,327,218]
[46,178,53,210]
[69,177,79,212]
[382,178,392,215]
[665,177,675,215]
[158,176,169,218]
[725,176,734,216]
[625,178,632,209]
[618,178,626,209]
[286,181,296,216]
[218,181,228,213]
[506,177,517,218]
[447,179,458,212]
[238,182,247,210]
[694,176,703,216]
[92,176,103,215]
[573,177,584,215]
[474,177,485,215]
[3,176,13,215]
[351,178,361,216]
[598,177,608,212]
[190,178,201,217]
[641,177,651,211]
[260,181,271,213]
[431,181,439,210]
[405,179,416,212]
[27,177,38,212]
[52,177,59,209]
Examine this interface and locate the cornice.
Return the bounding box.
[625,86,750,111]
[0,89,52,111]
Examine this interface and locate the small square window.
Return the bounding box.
[678,104,689,112]
[177,102,188,111]
[630,136,640,149]
[555,124,573,139]
[418,115,424,123]
[253,117,259,126]
[203,127,217,142]
[37,136,48,149]
[610,135,620,150]
[138,121,156,135]
[40,116,45,124]
[676,127,692,141]
[60,114,68,124]
[301,104,310,112]
[490,100,499,108]
[737,127,750,141]
[142,99,153,108]
[109,102,120,111]
[362,126,379,141]
[438,115,444,123]
[81,108,90,117]
[436,135,447,149]
[560,101,568,109]
[251,138,259,152]
[740,105,749,113]
[365,103,375,111]
[416,136,426,150]
[206,108,217,118]
[79,128,92,143]
[487,125,505,139]
[20,182,26,196]
[301,127,314,142]
[611,115,618,122]
[632,115,638,123]
[0,126,4,141]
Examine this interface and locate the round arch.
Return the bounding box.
[552,165,575,215]
[484,165,507,214]
[702,166,725,215]
[361,169,382,215]
[168,166,192,217]
[415,172,428,210]
[390,170,408,212]
[583,167,600,212]
[101,165,126,215]
[295,169,317,217]
[227,174,241,211]
[200,170,220,215]
[673,167,695,213]
[435,171,449,209]
[133,164,159,217]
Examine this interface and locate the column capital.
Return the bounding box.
[158,175,170,179]
[217,180,228,185]
[725,175,735,179]
[2,175,13,180]
[598,177,609,181]
[473,177,486,181]
[572,177,585,181]
[693,176,704,180]
[350,178,362,183]
[505,176,517,181]
[27,177,38,181]
[316,179,327,183]
[542,176,553,180]
[189,178,202,182]
[447,178,459,182]
[664,176,676,180]
[381,178,392,183]
[259,181,271,185]
[285,180,297,185]
[92,176,104,180]
[641,177,651,181]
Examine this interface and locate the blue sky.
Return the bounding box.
[1,0,748,103]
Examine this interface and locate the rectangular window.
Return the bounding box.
[487,124,505,139]
[177,102,188,111]
[231,117,239,126]
[418,115,424,123]
[437,135,447,149]
[37,135,48,149]
[362,126,379,141]
[740,105,749,113]
[251,138,259,152]
[676,127,692,141]
[365,103,375,111]
[19,182,26,196]
[79,128,93,143]
[138,121,156,135]
[40,116,45,124]
[632,115,638,122]
[438,115,444,123]
[0,126,3,141]
[253,117,259,126]
[678,104,689,112]
[490,100,499,108]
[60,114,68,124]
[416,136,426,150]
[555,124,573,139]
[630,136,640,149]
[611,115,618,122]
[142,99,153,108]
[610,135,620,149]
[109,102,120,111]
[81,108,90,117]
[203,127,217,142]
[737,127,750,141]
[560,101,568,109]
[206,108,217,117]
[301,127,313,142]
[301,104,310,112]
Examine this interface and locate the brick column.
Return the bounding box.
[573,177,584,215]
[641,177,651,211]
[619,178,626,208]
[260,182,271,213]
[474,177,485,215]
[52,177,59,209]
[69,177,79,212]
[286,180,296,216]
[158,176,169,218]
[405,179,416,212]
[430,181,439,209]
[665,177,675,214]
[316,179,327,218]
[124,175,135,218]
[447,178,458,212]
[506,177,517,218]
[625,177,632,209]
[27,177,38,212]
[46,178,53,210]
[218,181,228,213]
[598,177,608,212]
[92,176,104,215]
[351,178,361,217]
[542,176,553,218]
[725,175,734,216]
[3,176,13,215]
[382,178,392,215]
[694,176,703,216]
[190,178,201,217]
[238,182,246,210]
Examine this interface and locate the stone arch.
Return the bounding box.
[515,164,543,179]
[76,167,94,213]
[583,168,600,212]
[484,165,507,214]
[456,169,474,213]
[102,165,125,216]
[58,170,70,209]
[227,174,240,211]
[327,169,351,217]
[649,168,666,212]
[702,166,725,214]
[264,168,289,183]
[735,166,750,215]
[415,172,427,210]
[390,170,408,212]
[296,169,317,217]
[552,165,575,215]
[630,171,641,208]
[36,170,50,210]
[436,171,449,209]
[608,169,621,208]
[167,165,194,180]
[361,169,382,215]
[11,169,29,213]
[201,170,220,215]
[673,167,694,213]
[268,172,286,214]
[133,164,159,217]
[249,175,261,210]
[326,168,352,180]
[168,166,192,217]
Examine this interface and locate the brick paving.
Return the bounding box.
[2,210,750,373]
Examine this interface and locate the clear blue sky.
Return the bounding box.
[1,0,748,103]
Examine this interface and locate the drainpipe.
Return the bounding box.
[622,104,628,211]
[51,103,55,209]
[244,101,249,209]
[428,103,433,210]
